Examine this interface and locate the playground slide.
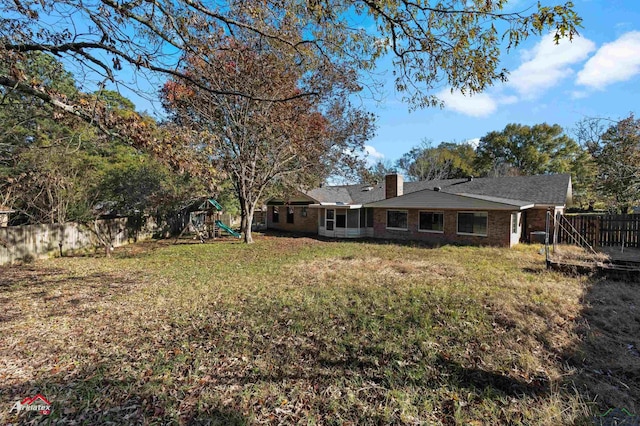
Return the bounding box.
[215,220,241,238]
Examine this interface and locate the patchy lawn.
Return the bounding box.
[0,236,637,424]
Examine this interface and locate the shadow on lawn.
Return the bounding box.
[317,353,550,396]
[562,273,640,419]
[0,266,68,289]
[1,367,248,425]
[435,355,550,396]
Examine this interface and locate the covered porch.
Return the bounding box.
[311,205,374,238]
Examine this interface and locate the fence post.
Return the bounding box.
[553,209,560,253]
[545,209,551,268]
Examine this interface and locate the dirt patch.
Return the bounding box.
[285,256,466,285]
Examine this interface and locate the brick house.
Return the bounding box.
[267,174,572,247]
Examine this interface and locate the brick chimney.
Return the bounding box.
[385,174,403,199]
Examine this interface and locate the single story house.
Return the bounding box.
[267,173,572,247]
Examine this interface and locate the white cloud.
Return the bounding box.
[363,145,384,166]
[433,34,596,115]
[577,31,640,89]
[498,95,519,105]
[508,33,596,98]
[615,22,632,31]
[436,89,497,117]
[465,138,481,148]
[570,90,588,99]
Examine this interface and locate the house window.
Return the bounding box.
[366,208,374,227]
[457,212,488,236]
[301,207,307,217]
[511,213,518,234]
[419,211,444,233]
[386,210,408,230]
[287,207,294,223]
[347,209,359,228]
[272,206,279,223]
[326,209,334,230]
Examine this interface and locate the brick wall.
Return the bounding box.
[267,205,318,234]
[524,207,563,242]
[372,208,514,247]
[385,174,404,199]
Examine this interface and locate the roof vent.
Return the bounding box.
[434,187,441,192]
[467,176,474,182]
[362,186,374,191]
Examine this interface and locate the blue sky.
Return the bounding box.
[361,0,640,165]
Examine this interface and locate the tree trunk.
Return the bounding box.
[240,210,247,236]
[242,200,256,244]
[94,218,112,258]
[237,186,247,234]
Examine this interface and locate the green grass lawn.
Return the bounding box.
[1,235,638,425]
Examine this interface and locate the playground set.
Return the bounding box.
[174,198,241,243]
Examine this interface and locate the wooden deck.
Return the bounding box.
[599,246,640,264]
[547,245,640,279]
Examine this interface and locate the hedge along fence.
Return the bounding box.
[0,217,156,265]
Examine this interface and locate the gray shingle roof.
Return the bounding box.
[306,186,354,204]
[365,189,533,210]
[305,183,386,204]
[438,174,571,206]
[303,174,571,207]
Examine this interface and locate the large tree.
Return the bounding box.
[1,0,581,129]
[474,123,593,189]
[0,52,97,222]
[0,54,208,227]
[360,160,397,184]
[475,123,597,207]
[397,140,478,181]
[162,36,374,243]
[578,114,640,212]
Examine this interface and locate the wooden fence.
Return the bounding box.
[557,214,640,248]
[0,217,156,265]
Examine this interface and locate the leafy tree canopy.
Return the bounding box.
[475,122,585,168]
[1,54,207,224]
[0,0,582,127]
[360,160,397,184]
[578,114,640,212]
[396,140,478,181]
[474,123,595,205]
